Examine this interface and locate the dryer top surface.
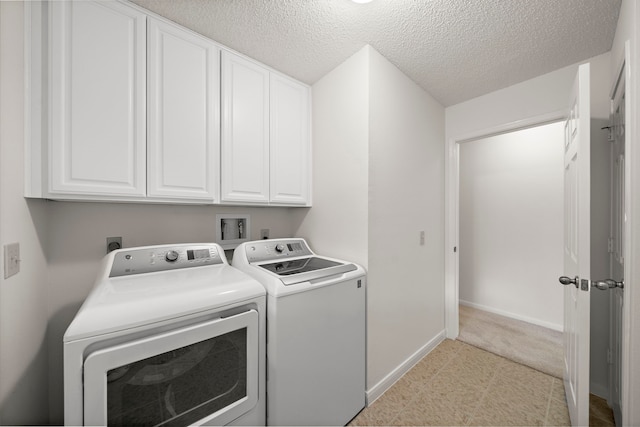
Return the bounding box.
[64,243,265,342]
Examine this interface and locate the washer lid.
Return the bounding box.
[258,257,357,285]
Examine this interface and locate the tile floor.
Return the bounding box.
[350,339,572,426]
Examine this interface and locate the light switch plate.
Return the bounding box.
[4,242,20,279]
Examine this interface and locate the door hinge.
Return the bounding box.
[608,237,614,253]
[607,348,612,364]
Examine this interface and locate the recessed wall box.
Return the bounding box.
[216,214,250,249]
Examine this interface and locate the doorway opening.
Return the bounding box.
[458,122,565,330]
[446,116,616,425]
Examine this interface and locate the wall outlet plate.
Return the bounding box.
[261,229,270,239]
[4,242,20,279]
[107,237,122,253]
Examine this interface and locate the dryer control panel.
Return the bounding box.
[109,244,224,277]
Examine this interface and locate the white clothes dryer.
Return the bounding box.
[64,243,266,426]
[232,238,366,426]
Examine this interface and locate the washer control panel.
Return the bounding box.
[109,244,224,277]
[245,239,313,263]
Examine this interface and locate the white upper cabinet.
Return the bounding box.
[221,51,311,205]
[270,74,310,205]
[221,51,271,203]
[28,0,310,205]
[49,0,146,197]
[147,17,220,201]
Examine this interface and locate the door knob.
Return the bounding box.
[559,276,578,287]
[592,279,624,290]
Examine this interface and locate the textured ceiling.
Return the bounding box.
[130,0,621,107]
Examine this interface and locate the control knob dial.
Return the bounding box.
[275,244,285,253]
[165,250,179,262]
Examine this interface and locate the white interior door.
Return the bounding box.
[560,63,591,426]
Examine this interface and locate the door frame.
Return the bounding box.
[615,40,639,427]
[444,43,639,426]
[608,48,626,424]
[444,109,565,339]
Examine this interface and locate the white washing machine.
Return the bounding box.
[64,243,266,426]
[232,238,366,426]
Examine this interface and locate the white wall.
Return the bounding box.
[367,47,445,389]
[0,2,50,424]
[294,45,446,398]
[459,122,565,330]
[446,52,611,137]
[292,47,370,268]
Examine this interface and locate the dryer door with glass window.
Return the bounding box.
[83,310,259,426]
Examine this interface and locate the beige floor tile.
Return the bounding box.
[424,372,487,417]
[403,357,446,385]
[347,409,374,426]
[392,388,471,426]
[435,338,466,355]
[469,397,545,426]
[404,343,457,384]
[374,375,422,412]
[351,339,583,427]
[481,379,550,420]
[437,354,499,390]
[348,394,401,426]
[457,342,504,366]
[550,377,566,403]
[546,397,571,426]
[493,359,555,400]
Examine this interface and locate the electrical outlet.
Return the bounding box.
[419,231,425,246]
[107,237,122,253]
[261,229,270,239]
[4,242,20,279]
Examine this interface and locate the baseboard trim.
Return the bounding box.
[460,300,563,332]
[365,330,446,405]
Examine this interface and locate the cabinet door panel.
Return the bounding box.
[50,1,146,196]
[147,18,219,200]
[270,74,310,205]
[221,52,270,203]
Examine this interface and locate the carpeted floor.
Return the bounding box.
[457,304,564,378]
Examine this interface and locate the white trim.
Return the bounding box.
[444,110,567,340]
[455,110,566,143]
[365,331,445,405]
[621,36,640,427]
[444,136,459,338]
[460,300,563,332]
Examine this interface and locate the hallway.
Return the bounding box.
[349,339,608,426]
